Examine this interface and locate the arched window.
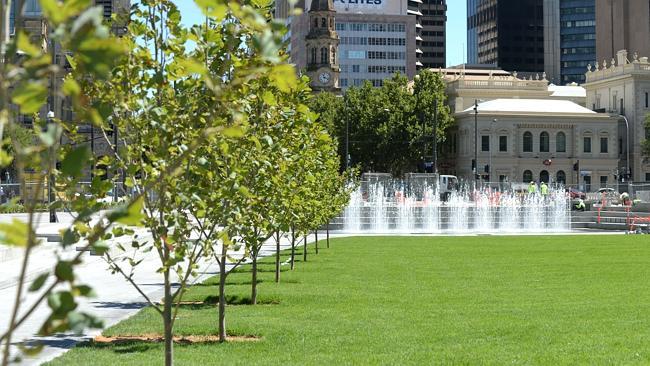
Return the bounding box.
[556,170,566,185]
[523,131,533,152]
[310,48,316,64]
[556,132,566,153]
[331,47,336,64]
[540,131,549,152]
[330,17,333,28]
[313,17,318,28]
[321,18,326,27]
[320,47,327,64]
[523,170,533,182]
[540,170,549,183]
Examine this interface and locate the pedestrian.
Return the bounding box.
[620,192,630,206]
[528,181,537,194]
[574,198,585,211]
[540,181,548,197]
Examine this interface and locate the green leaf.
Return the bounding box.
[0,219,29,246]
[28,272,49,292]
[55,261,75,282]
[61,228,80,247]
[61,146,91,178]
[0,149,13,167]
[62,78,81,97]
[16,31,41,57]
[269,64,297,93]
[75,285,96,297]
[222,126,244,138]
[195,0,229,19]
[91,240,109,255]
[11,82,47,114]
[108,196,145,226]
[18,343,43,356]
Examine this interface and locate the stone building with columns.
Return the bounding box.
[583,50,650,183]
[452,99,619,190]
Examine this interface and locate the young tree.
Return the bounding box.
[0,2,129,363]
[76,0,288,364]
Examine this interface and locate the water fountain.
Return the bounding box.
[340,174,571,234]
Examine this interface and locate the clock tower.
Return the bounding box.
[305,0,340,93]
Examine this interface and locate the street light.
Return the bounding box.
[46,111,57,223]
[620,115,631,184]
[490,118,497,183]
[472,99,485,181]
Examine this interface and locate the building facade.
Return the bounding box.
[305,0,341,92]
[467,0,545,74]
[544,0,596,85]
[453,99,619,189]
[419,0,447,68]
[278,0,420,90]
[584,50,650,183]
[595,0,650,63]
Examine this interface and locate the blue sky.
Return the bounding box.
[172,1,467,67]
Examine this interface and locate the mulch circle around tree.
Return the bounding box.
[93,334,261,344]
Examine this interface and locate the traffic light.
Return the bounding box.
[573,162,579,171]
[484,164,489,173]
[471,159,476,172]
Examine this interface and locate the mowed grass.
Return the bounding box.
[48,235,650,365]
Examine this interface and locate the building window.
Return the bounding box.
[584,137,591,153]
[600,175,608,188]
[499,136,507,152]
[619,138,623,155]
[556,132,566,152]
[557,170,566,185]
[540,170,549,183]
[310,48,316,64]
[646,92,649,108]
[320,47,327,64]
[523,170,533,182]
[540,132,549,152]
[600,137,608,153]
[523,131,533,152]
[313,18,318,28]
[340,78,348,87]
[481,136,489,152]
[321,18,326,28]
[352,65,360,73]
[646,173,650,182]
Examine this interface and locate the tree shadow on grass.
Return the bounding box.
[74,340,159,354]
[202,294,280,306]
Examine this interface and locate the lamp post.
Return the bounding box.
[432,96,438,174]
[46,111,57,223]
[473,100,478,180]
[620,115,631,184]
[490,118,497,183]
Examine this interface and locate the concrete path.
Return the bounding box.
[0,214,326,366]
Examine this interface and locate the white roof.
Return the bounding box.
[463,99,596,114]
[548,83,586,98]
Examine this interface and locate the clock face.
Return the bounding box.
[319,72,331,84]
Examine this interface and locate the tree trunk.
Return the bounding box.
[326,223,330,248]
[218,248,227,342]
[315,230,319,254]
[290,227,296,270]
[274,231,280,283]
[163,267,173,366]
[303,235,307,262]
[251,253,258,305]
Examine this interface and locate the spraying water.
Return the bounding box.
[340,177,571,234]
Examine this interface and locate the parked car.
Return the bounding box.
[566,187,586,199]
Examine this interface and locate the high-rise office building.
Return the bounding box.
[276,0,419,91]
[467,0,544,74]
[595,0,650,62]
[420,0,447,68]
[545,0,596,85]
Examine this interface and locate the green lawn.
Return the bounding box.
[48,235,650,365]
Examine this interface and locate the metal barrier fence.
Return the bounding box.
[0,181,131,204]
